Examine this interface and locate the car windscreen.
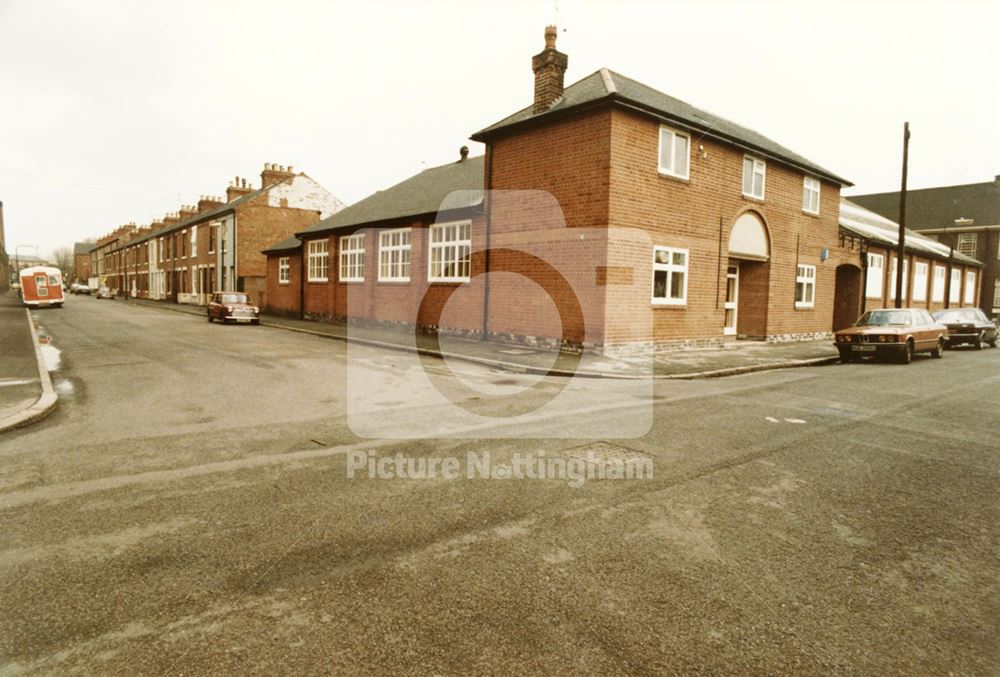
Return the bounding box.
[856,310,912,327]
[220,294,249,304]
[933,309,978,323]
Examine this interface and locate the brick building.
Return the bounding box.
[95,164,343,308]
[849,176,1000,319]
[72,241,96,286]
[0,201,8,293]
[266,27,876,352]
[836,199,982,330]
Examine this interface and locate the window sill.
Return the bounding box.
[651,300,687,308]
[428,279,470,285]
[802,209,820,217]
[378,279,412,284]
[657,170,690,183]
[278,281,290,286]
[741,193,765,203]
[306,279,329,284]
[339,279,365,284]
[794,303,815,310]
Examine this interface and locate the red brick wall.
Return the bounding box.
[265,251,302,316]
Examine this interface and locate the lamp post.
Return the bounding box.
[944,218,974,308]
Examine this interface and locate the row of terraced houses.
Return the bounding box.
[79,27,988,353]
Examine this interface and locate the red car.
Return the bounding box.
[207,292,260,325]
[834,308,948,364]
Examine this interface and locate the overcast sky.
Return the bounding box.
[2,0,998,258]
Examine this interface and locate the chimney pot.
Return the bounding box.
[459,146,469,161]
[544,24,557,49]
[288,165,294,173]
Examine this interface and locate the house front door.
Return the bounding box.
[724,264,739,336]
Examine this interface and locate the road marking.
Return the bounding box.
[0,378,39,387]
[784,418,807,424]
[765,416,779,423]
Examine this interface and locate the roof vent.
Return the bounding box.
[459,146,469,161]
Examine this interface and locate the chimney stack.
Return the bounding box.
[197,195,224,213]
[226,176,254,203]
[532,25,568,113]
[178,204,198,221]
[260,162,296,188]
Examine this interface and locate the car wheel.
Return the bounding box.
[251,319,260,326]
[838,349,855,363]
[974,331,984,350]
[931,338,944,359]
[900,340,913,364]
[207,313,213,323]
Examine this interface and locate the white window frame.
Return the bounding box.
[657,125,690,180]
[190,226,198,257]
[802,177,820,215]
[278,256,290,284]
[307,239,329,282]
[931,264,946,303]
[428,220,472,283]
[651,246,689,306]
[742,155,766,200]
[964,270,976,304]
[865,253,884,298]
[912,261,928,302]
[339,234,365,282]
[795,264,816,308]
[949,268,962,304]
[957,233,977,258]
[993,280,1000,308]
[378,228,412,282]
[890,257,908,301]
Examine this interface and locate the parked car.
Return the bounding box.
[207,292,260,325]
[834,308,948,364]
[95,286,114,299]
[70,282,91,295]
[932,308,998,349]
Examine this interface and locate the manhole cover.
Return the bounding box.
[561,441,650,465]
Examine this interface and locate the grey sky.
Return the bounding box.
[2,0,997,258]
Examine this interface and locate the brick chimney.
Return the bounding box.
[260,162,296,188]
[178,204,198,222]
[226,177,254,203]
[532,25,568,113]
[162,212,180,226]
[197,195,224,213]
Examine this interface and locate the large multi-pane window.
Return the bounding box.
[651,246,688,305]
[866,253,884,298]
[339,234,365,282]
[657,125,690,179]
[429,221,471,282]
[742,156,766,199]
[795,264,816,308]
[378,228,412,281]
[802,177,820,214]
[912,261,928,302]
[307,239,329,282]
[950,269,962,304]
[957,233,977,258]
[965,270,976,304]
[931,265,946,302]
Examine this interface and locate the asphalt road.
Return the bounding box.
[1,295,998,675]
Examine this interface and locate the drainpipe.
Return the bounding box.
[480,145,493,340]
[299,242,306,320]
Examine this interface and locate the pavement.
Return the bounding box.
[0,292,57,432]
[1,296,997,674]
[125,296,840,378]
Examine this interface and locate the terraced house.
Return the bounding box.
[266,27,896,352]
[95,164,343,308]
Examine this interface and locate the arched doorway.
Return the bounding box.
[726,212,770,339]
[833,264,863,331]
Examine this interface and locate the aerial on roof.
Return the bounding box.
[298,154,484,237]
[848,177,1000,230]
[73,241,97,255]
[472,68,850,187]
[839,199,981,266]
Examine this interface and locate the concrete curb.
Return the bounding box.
[127,298,840,380]
[0,309,59,433]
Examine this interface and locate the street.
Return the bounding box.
[1,295,998,674]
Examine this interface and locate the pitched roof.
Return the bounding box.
[847,178,1000,231]
[840,198,981,266]
[298,155,484,237]
[262,235,302,254]
[74,241,97,255]
[472,69,850,186]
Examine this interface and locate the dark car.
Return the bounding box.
[834,308,948,364]
[207,292,260,325]
[932,308,998,349]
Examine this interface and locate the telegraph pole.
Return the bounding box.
[894,122,910,308]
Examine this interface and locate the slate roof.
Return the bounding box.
[472,69,851,186]
[840,198,981,266]
[298,155,484,237]
[262,235,302,254]
[847,178,1000,231]
[73,242,97,255]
